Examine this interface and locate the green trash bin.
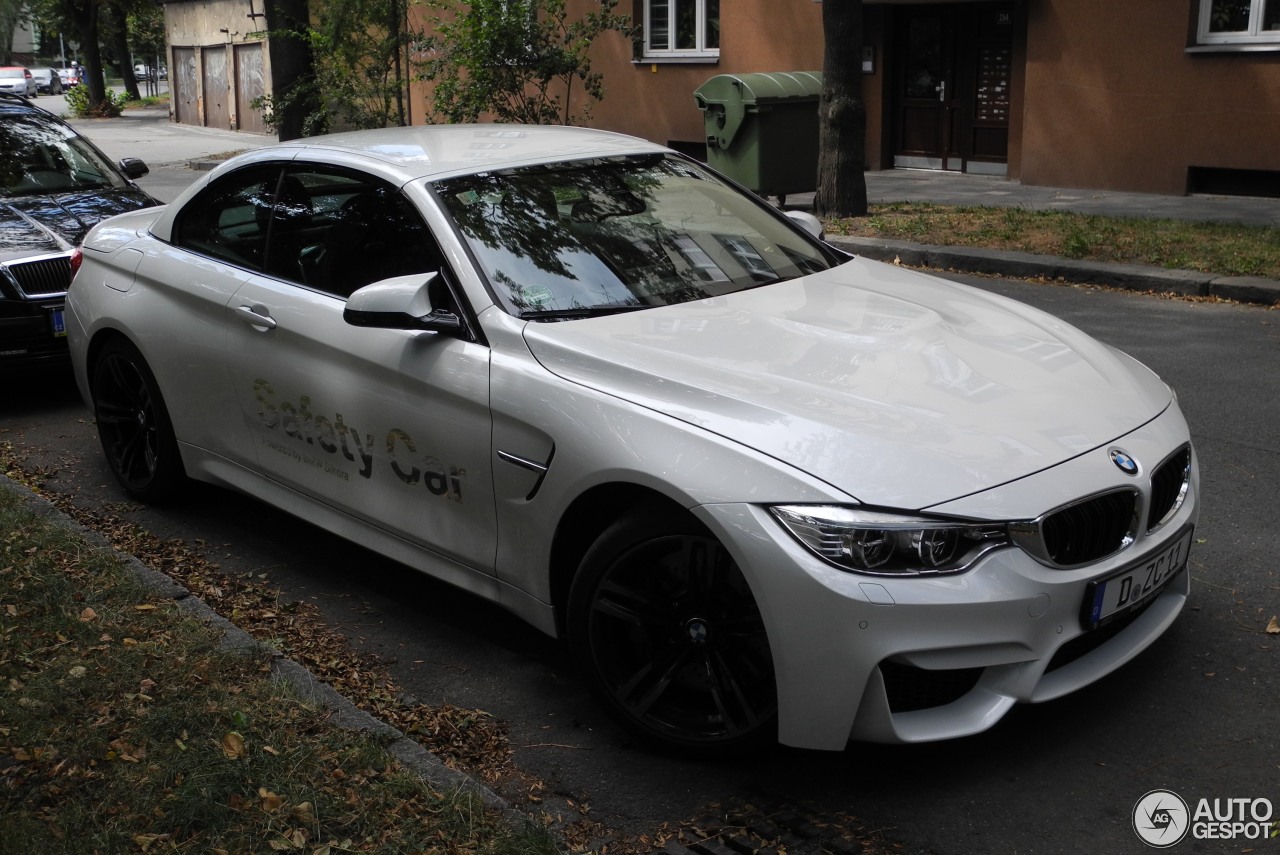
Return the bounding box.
[693,71,822,199]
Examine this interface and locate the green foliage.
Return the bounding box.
[64,82,129,117]
[126,1,165,64]
[310,0,415,130]
[252,89,332,138]
[252,0,416,135]
[0,0,25,64]
[418,0,633,126]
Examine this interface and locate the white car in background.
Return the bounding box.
[64,125,1198,754]
[0,66,37,97]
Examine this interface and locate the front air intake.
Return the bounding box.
[4,254,73,298]
[1011,489,1140,568]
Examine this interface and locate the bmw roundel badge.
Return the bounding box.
[1109,448,1139,475]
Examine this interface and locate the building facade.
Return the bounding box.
[157,0,1280,197]
[458,0,1280,197]
[161,0,271,133]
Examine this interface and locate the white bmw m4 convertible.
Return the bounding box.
[66,124,1197,755]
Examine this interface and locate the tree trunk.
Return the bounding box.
[390,0,406,126]
[107,3,141,101]
[265,0,318,139]
[815,0,868,218]
[76,1,107,109]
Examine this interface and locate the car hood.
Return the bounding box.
[521,256,1172,509]
[0,187,155,263]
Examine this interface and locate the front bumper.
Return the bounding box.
[699,406,1198,750]
[0,302,70,368]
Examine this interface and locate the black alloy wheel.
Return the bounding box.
[90,338,186,502]
[569,505,778,755]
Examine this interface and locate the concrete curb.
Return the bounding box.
[0,475,524,825]
[828,235,1280,307]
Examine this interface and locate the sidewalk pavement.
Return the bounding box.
[69,106,1280,306]
[68,106,277,204]
[70,105,276,169]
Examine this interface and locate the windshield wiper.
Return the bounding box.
[518,304,649,321]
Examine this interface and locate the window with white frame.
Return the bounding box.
[643,0,719,60]
[1197,0,1280,45]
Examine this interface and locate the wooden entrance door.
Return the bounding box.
[892,3,1013,175]
[234,44,268,134]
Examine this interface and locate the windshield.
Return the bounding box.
[0,113,130,198]
[434,154,835,320]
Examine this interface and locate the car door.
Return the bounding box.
[219,164,499,576]
[142,163,281,462]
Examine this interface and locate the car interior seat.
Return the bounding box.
[262,174,315,282]
[306,189,441,298]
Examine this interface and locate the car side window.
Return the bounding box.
[173,166,279,271]
[265,167,443,299]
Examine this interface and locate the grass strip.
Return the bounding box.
[0,487,559,855]
[825,203,1280,280]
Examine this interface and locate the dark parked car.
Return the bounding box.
[1,92,159,370]
[30,68,64,95]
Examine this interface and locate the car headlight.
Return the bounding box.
[769,505,1011,576]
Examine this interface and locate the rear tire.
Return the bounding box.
[90,338,187,502]
[568,504,777,756]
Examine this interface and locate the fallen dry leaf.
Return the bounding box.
[221,731,247,760]
[259,787,284,812]
[1267,615,1279,634]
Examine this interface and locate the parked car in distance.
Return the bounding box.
[30,67,63,95]
[1,92,159,371]
[66,124,1198,755]
[134,63,167,83]
[0,67,37,97]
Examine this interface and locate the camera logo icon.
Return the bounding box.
[1133,789,1190,848]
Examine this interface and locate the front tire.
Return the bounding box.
[568,505,777,755]
[90,338,187,502]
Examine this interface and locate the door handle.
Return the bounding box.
[236,304,277,330]
[937,80,947,102]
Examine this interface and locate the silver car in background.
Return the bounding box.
[0,67,36,97]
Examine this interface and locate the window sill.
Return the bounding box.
[634,55,721,65]
[1186,42,1280,53]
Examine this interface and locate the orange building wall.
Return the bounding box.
[584,0,825,148]
[405,1,829,146]
[1021,0,1280,194]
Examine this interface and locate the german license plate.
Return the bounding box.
[49,306,67,337]
[1083,527,1193,628]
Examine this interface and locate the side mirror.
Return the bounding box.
[785,210,824,241]
[119,157,149,180]
[343,272,464,335]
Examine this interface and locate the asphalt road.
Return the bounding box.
[5,267,1276,854]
